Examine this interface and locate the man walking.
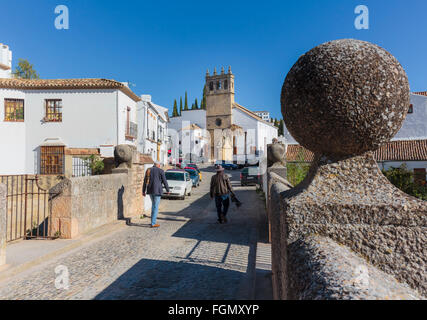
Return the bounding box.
[210,165,235,224]
[143,161,170,228]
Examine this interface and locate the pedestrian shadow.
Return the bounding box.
[96,166,268,300]
[94,258,251,300]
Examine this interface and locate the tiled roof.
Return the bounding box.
[286,144,315,162]
[375,140,427,161]
[286,140,427,162]
[413,92,427,97]
[0,78,141,102]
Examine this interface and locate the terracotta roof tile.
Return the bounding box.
[286,144,315,162]
[413,92,427,97]
[286,140,427,162]
[375,140,427,161]
[0,78,141,102]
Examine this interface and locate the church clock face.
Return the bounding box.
[215,118,222,127]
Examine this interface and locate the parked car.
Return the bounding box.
[184,167,200,187]
[163,170,193,200]
[186,163,202,181]
[214,160,239,170]
[241,167,261,186]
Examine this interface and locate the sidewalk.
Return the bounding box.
[0,218,131,283]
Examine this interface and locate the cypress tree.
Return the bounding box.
[201,85,207,109]
[194,98,199,109]
[179,97,183,115]
[172,99,178,117]
[279,119,284,136]
[184,91,189,110]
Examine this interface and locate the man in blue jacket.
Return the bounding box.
[142,161,170,228]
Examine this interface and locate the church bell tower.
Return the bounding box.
[205,66,235,160]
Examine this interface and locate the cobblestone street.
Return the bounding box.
[0,166,268,300]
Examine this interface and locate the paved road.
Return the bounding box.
[0,166,267,300]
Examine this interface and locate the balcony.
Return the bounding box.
[126,121,138,140]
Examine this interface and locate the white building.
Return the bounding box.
[168,67,278,164]
[392,93,427,141]
[137,95,169,165]
[253,111,270,122]
[0,77,140,175]
[0,44,12,79]
[168,109,209,164]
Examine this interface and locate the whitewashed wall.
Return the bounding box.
[393,93,427,140]
[168,109,206,132]
[25,89,119,173]
[378,161,427,172]
[0,88,137,174]
[117,90,138,147]
[0,44,12,78]
[0,88,26,174]
[233,107,257,162]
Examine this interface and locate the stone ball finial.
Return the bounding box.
[114,144,133,169]
[267,139,286,167]
[281,39,410,157]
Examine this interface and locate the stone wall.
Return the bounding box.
[270,39,426,300]
[287,235,422,300]
[0,183,6,266]
[269,177,426,300]
[49,162,145,239]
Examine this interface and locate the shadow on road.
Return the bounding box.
[94,257,250,300]
[95,165,267,300]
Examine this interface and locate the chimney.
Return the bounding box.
[141,94,152,102]
[0,43,12,78]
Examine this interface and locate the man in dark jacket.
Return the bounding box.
[142,161,170,228]
[210,165,235,224]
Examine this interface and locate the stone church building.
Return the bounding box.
[169,67,278,163]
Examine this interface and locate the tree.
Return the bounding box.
[192,98,198,110]
[286,149,310,186]
[172,99,178,117]
[201,85,207,110]
[184,91,189,110]
[13,59,39,79]
[179,97,183,116]
[382,164,427,200]
[278,119,284,136]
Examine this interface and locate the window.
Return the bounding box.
[408,104,413,114]
[4,99,24,121]
[209,82,214,91]
[40,146,64,174]
[216,118,222,126]
[224,80,228,90]
[45,99,62,122]
[216,81,221,90]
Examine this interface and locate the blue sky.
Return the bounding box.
[1,0,426,119]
